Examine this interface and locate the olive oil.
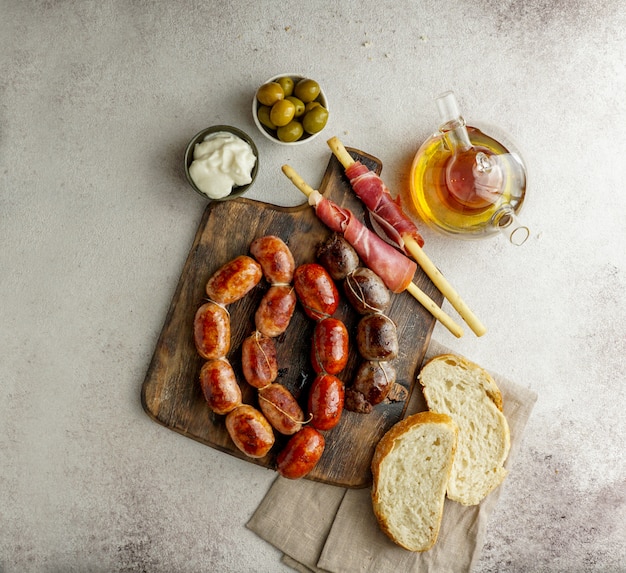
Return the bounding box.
[410,125,527,240]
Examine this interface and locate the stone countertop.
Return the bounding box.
[1,1,624,572]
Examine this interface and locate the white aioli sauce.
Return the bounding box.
[188,131,256,199]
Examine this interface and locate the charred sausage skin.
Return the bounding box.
[258,383,305,435]
[250,235,295,285]
[199,358,242,415]
[193,302,231,360]
[225,404,275,459]
[205,255,262,305]
[255,285,297,337]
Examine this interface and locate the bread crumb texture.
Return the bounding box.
[371,412,457,551]
[419,354,511,506]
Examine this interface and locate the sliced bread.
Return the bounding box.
[371,411,457,552]
[419,354,511,506]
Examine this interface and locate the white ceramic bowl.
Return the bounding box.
[252,74,329,146]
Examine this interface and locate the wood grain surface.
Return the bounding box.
[141,149,443,488]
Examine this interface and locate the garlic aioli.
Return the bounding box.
[188,131,257,199]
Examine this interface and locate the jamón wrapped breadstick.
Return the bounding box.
[282,164,463,338]
[327,136,486,337]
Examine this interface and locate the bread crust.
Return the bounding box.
[371,411,457,552]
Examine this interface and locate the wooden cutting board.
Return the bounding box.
[141,149,442,488]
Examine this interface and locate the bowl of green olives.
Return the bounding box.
[252,74,330,145]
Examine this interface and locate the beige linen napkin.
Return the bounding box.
[247,341,538,573]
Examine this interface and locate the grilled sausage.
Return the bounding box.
[351,360,396,406]
[254,285,297,338]
[276,427,325,479]
[258,383,305,435]
[205,255,262,305]
[225,404,275,458]
[356,314,399,361]
[316,233,359,281]
[241,331,278,389]
[293,263,339,321]
[344,267,391,315]
[308,373,345,431]
[199,358,242,415]
[310,317,349,375]
[250,235,295,285]
[193,302,230,360]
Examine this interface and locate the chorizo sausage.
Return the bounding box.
[310,317,349,375]
[254,285,297,338]
[225,404,275,459]
[307,373,345,431]
[205,255,262,305]
[293,263,339,321]
[250,235,295,285]
[276,426,325,479]
[344,267,391,315]
[199,358,242,415]
[316,233,359,281]
[356,314,399,361]
[258,383,305,435]
[193,302,230,360]
[241,331,278,389]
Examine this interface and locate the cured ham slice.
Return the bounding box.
[327,137,486,338]
[310,190,415,294]
[344,160,425,250]
[282,164,464,338]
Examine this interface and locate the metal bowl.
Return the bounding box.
[184,125,259,201]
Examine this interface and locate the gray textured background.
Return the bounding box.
[1,1,625,572]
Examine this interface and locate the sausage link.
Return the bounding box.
[199,358,242,415]
[316,233,359,281]
[258,383,305,435]
[225,404,275,458]
[307,373,345,431]
[193,302,230,360]
[250,235,295,285]
[351,360,396,406]
[293,263,339,321]
[276,426,325,479]
[344,267,391,315]
[310,317,349,375]
[241,331,278,389]
[356,314,399,361]
[254,285,297,338]
[205,255,262,305]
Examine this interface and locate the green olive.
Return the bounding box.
[269,99,296,127]
[304,101,321,113]
[294,79,321,103]
[257,82,284,106]
[277,120,304,143]
[276,76,294,97]
[302,105,329,134]
[257,105,277,130]
[286,96,305,118]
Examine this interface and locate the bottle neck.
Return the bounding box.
[441,117,473,153]
[493,207,529,246]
